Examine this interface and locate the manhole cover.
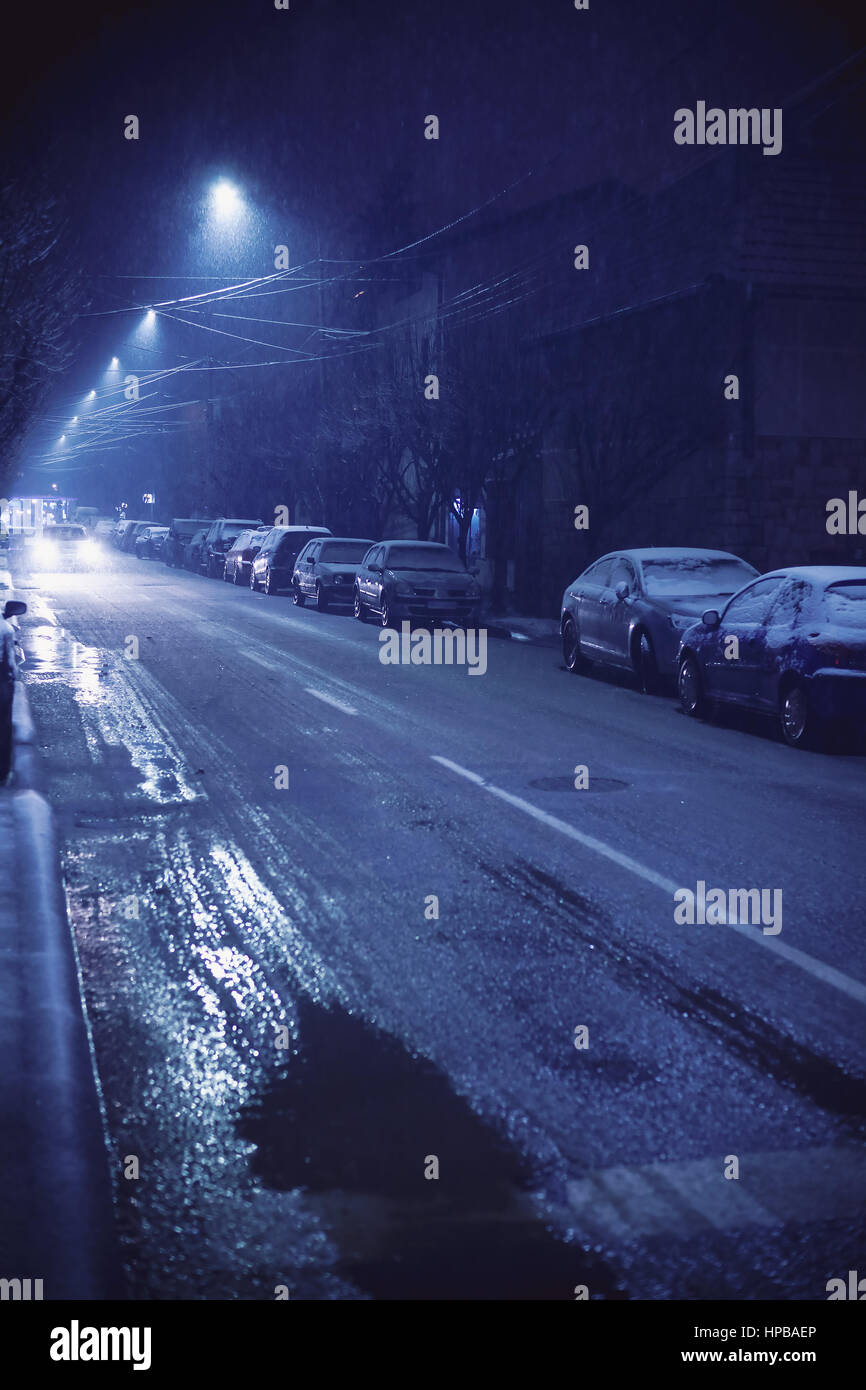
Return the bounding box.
[528,775,628,793]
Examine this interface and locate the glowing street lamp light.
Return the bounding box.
[210,179,244,221]
[110,356,119,368]
[88,390,96,400]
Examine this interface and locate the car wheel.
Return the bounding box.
[264,568,276,595]
[223,564,232,582]
[636,631,660,694]
[315,584,328,612]
[233,565,243,585]
[561,616,590,673]
[249,566,258,591]
[678,654,706,719]
[354,588,368,622]
[779,679,823,750]
[292,582,305,606]
[380,595,394,628]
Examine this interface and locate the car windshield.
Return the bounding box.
[174,521,205,536]
[386,547,466,572]
[221,523,252,538]
[319,542,370,562]
[822,582,866,630]
[46,526,86,540]
[641,556,757,597]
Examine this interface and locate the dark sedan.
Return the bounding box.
[677,566,866,749]
[560,548,759,692]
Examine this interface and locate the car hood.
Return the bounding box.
[387,567,474,585]
[646,593,735,618]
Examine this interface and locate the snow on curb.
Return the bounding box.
[1,680,122,1298]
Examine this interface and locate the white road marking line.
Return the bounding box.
[430,755,866,1006]
[305,687,358,715]
[565,1145,866,1241]
[247,651,279,672]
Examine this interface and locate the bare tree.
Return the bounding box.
[0,182,80,494]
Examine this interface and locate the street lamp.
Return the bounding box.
[210,179,244,221]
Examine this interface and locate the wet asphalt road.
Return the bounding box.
[13,552,866,1300]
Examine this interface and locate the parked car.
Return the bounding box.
[119,521,151,553]
[223,528,267,585]
[292,536,374,610]
[560,548,760,692]
[164,518,211,568]
[135,525,170,559]
[250,525,332,595]
[183,527,209,573]
[26,524,103,571]
[1,597,27,782]
[93,518,117,540]
[353,540,482,627]
[677,567,866,749]
[202,518,264,579]
[113,519,141,549]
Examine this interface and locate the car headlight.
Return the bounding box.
[80,539,99,558]
[33,541,58,566]
[392,578,414,596]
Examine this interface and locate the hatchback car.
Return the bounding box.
[354,540,482,627]
[292,536,374,610]
[250,526,332,595]
[134,525,169,559]
[677,567,866,749]
[560,547,759,691]
[223,528,267,585]
[28,524,102,571]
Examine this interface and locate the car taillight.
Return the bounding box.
[816,644,862,669]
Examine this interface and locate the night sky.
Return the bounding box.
[3,0,865,491]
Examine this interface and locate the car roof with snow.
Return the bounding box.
[605,547,751,562]
[758,565,866,587]
[384,540,452,550]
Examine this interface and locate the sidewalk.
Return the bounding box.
[479,610,561,645]
[0,680,122,1299]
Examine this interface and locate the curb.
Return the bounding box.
[0,680,123,1299]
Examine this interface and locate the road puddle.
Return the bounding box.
[239,996,624,1299]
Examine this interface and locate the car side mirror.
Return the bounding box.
[702,609,721,629]
[615,581,629,601]
[4,600,27,620]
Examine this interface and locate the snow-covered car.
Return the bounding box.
[134,525,170,559]
[677,567,866,749]
[292,536,374,611]
[113,519,143,549]
[250,525,332,595]
[560,547,759,691]
[353,540,482,627]
[202,518,264,579]
[28,524,103,571]
[183,528,208,572]
[223,528,267,585]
